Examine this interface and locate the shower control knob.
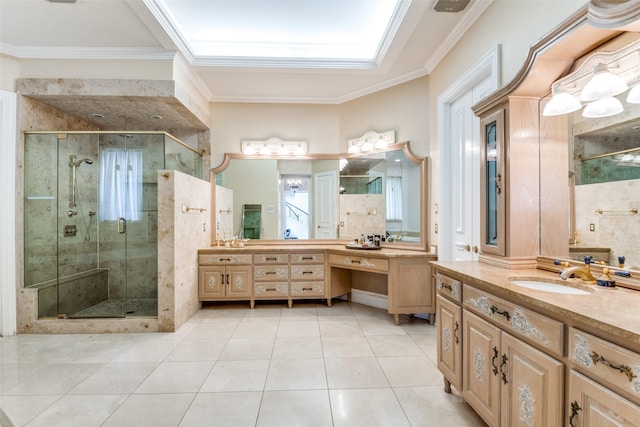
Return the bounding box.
[67,210,78,217]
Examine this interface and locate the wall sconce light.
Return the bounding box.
[347,130,396,153]
[543,40,640,119]
[242,137,308,156]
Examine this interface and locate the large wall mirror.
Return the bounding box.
[210,142,429,251]
[537,24,640,273]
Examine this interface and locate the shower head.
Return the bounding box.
[69,155,94,167]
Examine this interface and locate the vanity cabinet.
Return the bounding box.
[290,252,326,300]
[435,271,564,427]
[567,370,640,427]
[198,254,252,300]
[567,327,640,426]
[253,253,290,304]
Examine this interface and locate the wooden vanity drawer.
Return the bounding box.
[254,282,289,297]
[254,265,289,281]
[290,265,325,280]
[328,254,389,272]
[291,253,325,264]
[569,327,640,403]
[463,285,563,356]
[199,254,252,265]
[291,281,325,297]
[435,272,462,303]
[254,253,289,264]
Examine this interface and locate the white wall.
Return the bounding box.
[0,90,17,336]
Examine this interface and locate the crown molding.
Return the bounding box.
[0,43,175,60]
[423,0,493,73]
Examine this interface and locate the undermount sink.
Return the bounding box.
[509,278,593,295]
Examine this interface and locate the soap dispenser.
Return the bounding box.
[596,268,616,288]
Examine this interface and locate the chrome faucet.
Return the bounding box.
[559,256,596,284]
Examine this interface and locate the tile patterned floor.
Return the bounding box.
[0,301,487,426]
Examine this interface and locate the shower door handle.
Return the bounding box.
[117,217,127,234]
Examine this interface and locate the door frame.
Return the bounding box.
[437,45,500,261]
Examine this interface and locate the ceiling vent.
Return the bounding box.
[433,0,470,13]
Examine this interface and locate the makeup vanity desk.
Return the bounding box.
[198,244,437,324]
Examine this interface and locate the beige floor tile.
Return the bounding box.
[265,358,327,390]
[218,337,275,360]
[324,357,390,389]
[135,361,213,393]
[276,320,320,337]
[257,390,333,427]
[233,320,280,338]
[25,394,128,427]
[271,336,323,359]
[70,362,157,395]
[102,393,195,427]
[329,388,410,427]
[318,320,364,337]
[200,359,269,392]
[377,356,443,387]
[366,335,425,357]
[321,336,374,358]
[164,338,227,361]
[179,392,262,427]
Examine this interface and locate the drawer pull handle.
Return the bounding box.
[221,274,225,285]
[569,401,581,427]
[225,274,229,284]
[350,260,361,264]
[265,271,277,275]
[219,258,231,262]
[302,287,313,291]
[302,271,313,275]
[265,257,277,261]
[266,288,277,292]
[500,354,509,384]
[590,351,637,382]
[490,305,511,321]
[491,346,499,375]
[302,257,314,260]
[440,283,453,291]
[453,321,460,344]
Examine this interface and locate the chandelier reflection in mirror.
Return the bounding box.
[544,40,640,118]
[242,137,307,156]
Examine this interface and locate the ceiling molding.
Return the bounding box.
[192,56,379,69]
[0,43,175,60]
[423,0,493,73]
[372,0,412,67]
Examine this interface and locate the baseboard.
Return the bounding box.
[350,289,388,310]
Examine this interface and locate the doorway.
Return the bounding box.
[438,46,500,261]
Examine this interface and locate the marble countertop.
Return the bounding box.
[200,244,435,258]
[431,261,640,351]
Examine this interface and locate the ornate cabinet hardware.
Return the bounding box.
[490,305,511,321]
[568,401,581,427]
[589,351,637,382]
[500,354,509,384]
[491,346,499,376]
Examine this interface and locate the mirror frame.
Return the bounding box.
[209,141,429,252]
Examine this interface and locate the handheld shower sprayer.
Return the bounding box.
[69,154,94,208]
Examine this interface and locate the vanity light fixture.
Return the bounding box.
[582,96,624,118]
[626,84,640,103]
[347,130,396,153]
[241,137,308,156]
[543,89,582,116]
[580,63,628,102]
[544,40,640,118]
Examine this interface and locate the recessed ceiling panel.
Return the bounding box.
[152,0,404,66]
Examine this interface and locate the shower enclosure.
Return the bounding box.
[23,131,202,319]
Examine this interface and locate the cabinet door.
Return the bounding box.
[501,332,563,427]
[480,108,505,256]
[568,370,640,427]
[463,309,502,427]
[437,295,462,391]
[227,266,252,298]
[199,266,226,299]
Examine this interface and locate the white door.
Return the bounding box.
[438,46,499,261]
[314,170,337,238]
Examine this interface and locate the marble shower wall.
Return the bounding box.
[339,194,385,240]
[158,170,211,332]
[575,178,640,269]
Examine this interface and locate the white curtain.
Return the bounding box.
[99,149,142,221]
[386,176,403,221]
